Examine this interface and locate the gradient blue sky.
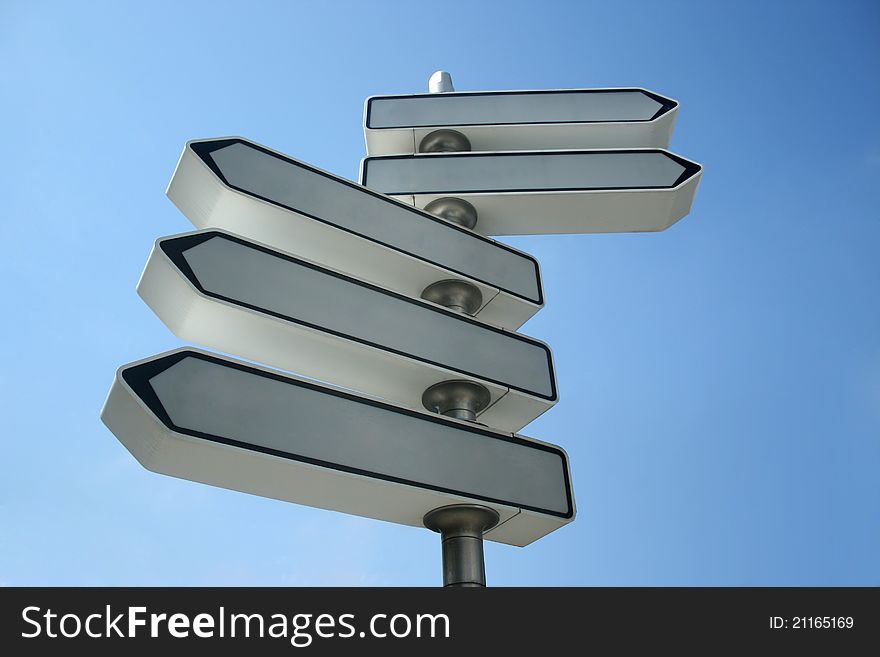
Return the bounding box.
[2,0,878,586]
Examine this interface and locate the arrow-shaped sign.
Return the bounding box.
[168,137,543,330]
[139,230,557,432]
[360,149,703,235]
[364,87,678,155]
[101,349,574,547]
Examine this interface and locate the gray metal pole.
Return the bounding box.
[419,70,499,588]
[423,505,500,587]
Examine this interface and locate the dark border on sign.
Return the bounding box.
[158,231,557,401]
[188,139,543,306]
[365,88,678,129]
[360,149,702,195]
[121,350,574,520]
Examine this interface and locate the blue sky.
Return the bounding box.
[1,0,877,585]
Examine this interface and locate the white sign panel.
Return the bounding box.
[101,349,575,547]
[167,137,543,330]
[365,88,679,154]
[139,230,557,432]
[360,149,703,235]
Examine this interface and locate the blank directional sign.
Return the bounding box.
[167,137,543,330]
[102,349,574,547]
[139,230,557,432]
[364,88,678,155]
[361,149,703,236]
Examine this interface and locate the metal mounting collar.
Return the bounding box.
[421,379,491,422]
[420,279,483,315]
[424,197,478,229]
[418,129,472,153]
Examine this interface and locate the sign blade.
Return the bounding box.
[138,230,557,432]
[101,348,575,547]
[360,149,703,235]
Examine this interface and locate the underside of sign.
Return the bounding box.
[167,137,543,330]
[360,149,703,236]
[364,88,679,155]
[101,349,575,547]
[138,230,557,433]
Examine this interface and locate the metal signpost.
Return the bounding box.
[102,71,702,587]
